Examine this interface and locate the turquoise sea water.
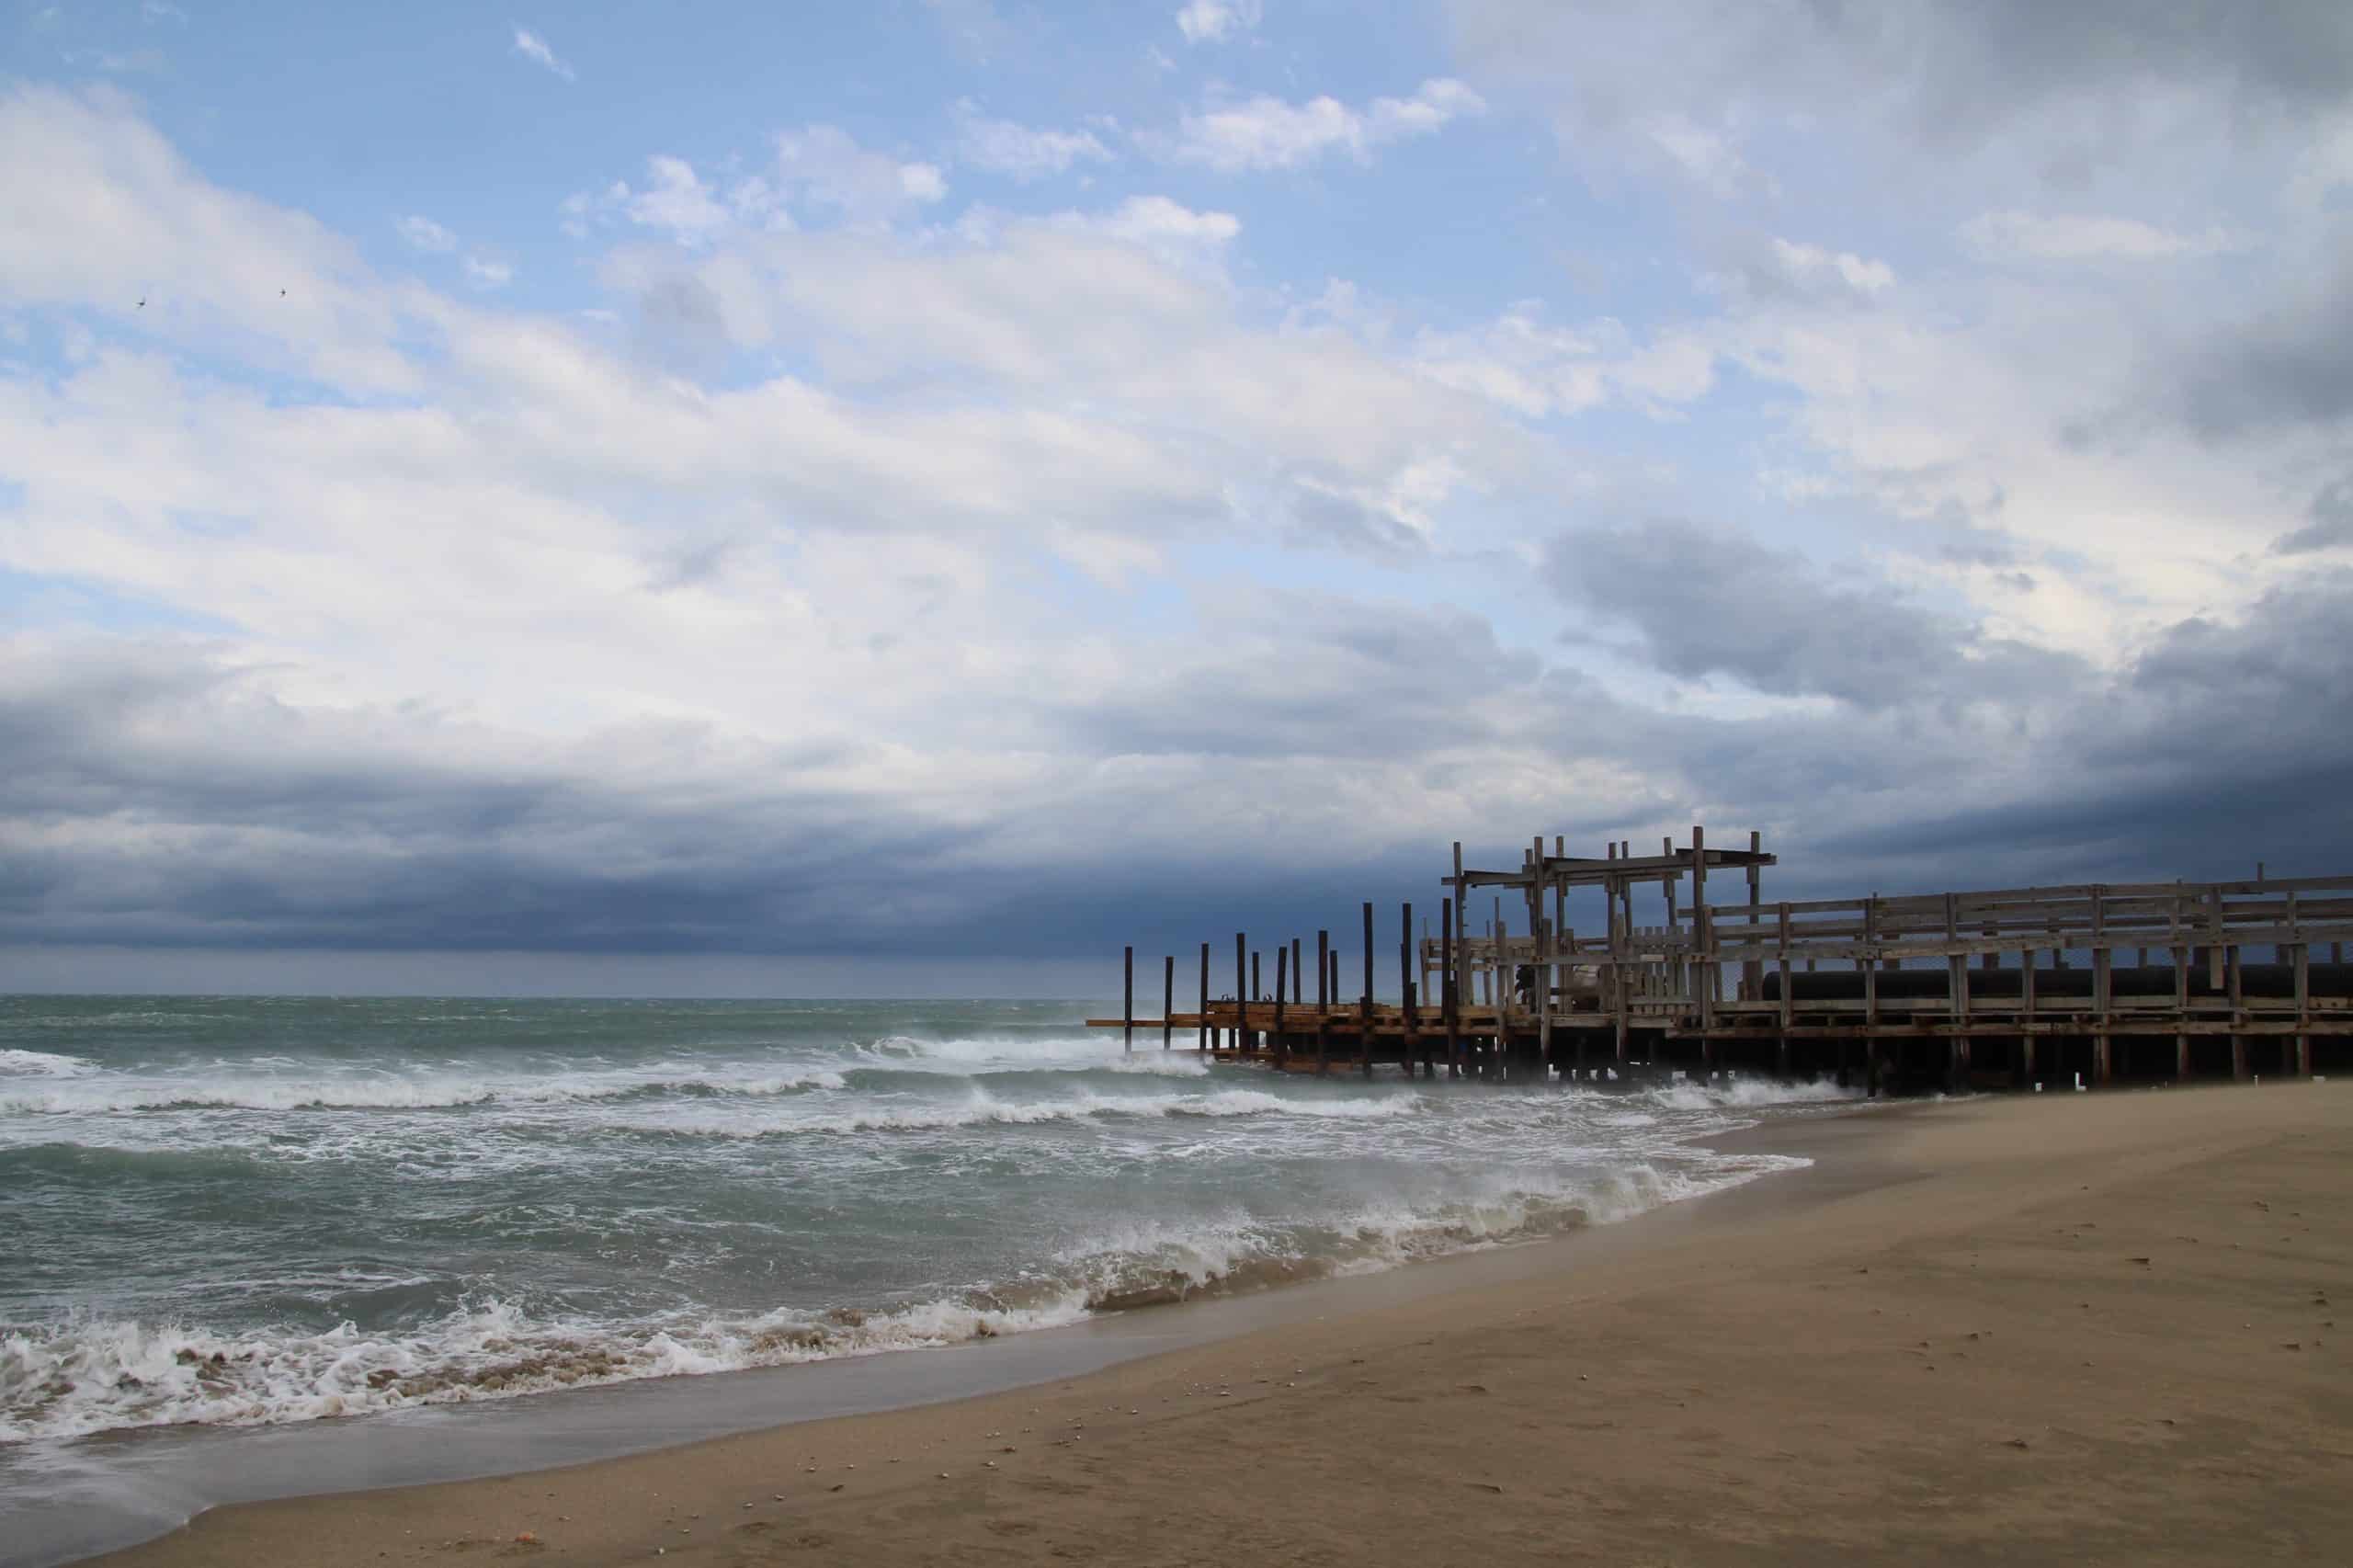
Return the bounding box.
[0,995,1843,1445]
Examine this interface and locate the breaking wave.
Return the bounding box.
[0,1050,98,1079]
[0,1068,852,1116]
[0,1156,1792,1444]
[663,1085,1423,1137]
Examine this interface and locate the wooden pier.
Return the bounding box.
[1090,829,2353,1093]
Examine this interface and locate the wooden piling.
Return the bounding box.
[2229,942,2247,1082]
[2292,928,2312,1078]
[1744,829,1764,1005]
[1400,901,1419,1077]
[2022,949,2040,1084]
[1104,832,2353,1096]
[2091,890,2112,1086]
[1272,943,1289,1069]
[1775,901,1792,1077]
[1234,933,1246,1054]
[1442,896,1461,1077]
[1315,929,1331,1076]
[1862,897,1881,1095]
[1198,942,1209,1051]
[2172,944,2189,1081]
[1290,937,1303,1051]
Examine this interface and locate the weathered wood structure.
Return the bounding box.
[1091,829,2353,1094]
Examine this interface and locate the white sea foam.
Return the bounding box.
[854,1033,1199,1072]
[676,1085,1423,1136]
[1638,1076,1861,1112]
[0,1293,1095,1444]
[0,1152,1800,1444]
[0,1066,849,1116]
[0,1049,99,1078]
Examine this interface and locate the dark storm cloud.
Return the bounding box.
[1544,517,2081,710]
[2274,479,2353,555]
[1450,0,2353,139]
[1050,593,1539,760]
[1845,0,2353,118]
[7,560,2353,978]
[2179,260,2353,439]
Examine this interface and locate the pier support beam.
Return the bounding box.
[1198,942,1209,1052]
[1314,929,1331,1077]
[1234,933,1246,1054]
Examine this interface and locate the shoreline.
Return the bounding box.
[3,1094,1861,1568]
[71,1081,2353,1566]
[32,1083,2353,1562]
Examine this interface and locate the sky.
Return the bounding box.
[3,1,2351,996]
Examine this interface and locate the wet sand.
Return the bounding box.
[84,1084,2353,1565]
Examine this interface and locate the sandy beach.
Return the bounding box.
[83,1083,2352,1566]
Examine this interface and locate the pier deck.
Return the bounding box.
[1091,830,2353,1093]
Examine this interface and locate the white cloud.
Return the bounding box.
[396,215,457,253]
[625,155,735,245]
[1088,194,1238,246]
[1163,78,1484,172]
[1176,0,1260,44]
[510,26,574,81]
[1768,237,1895,296]
[9,72,2352,963]
[1411,303,1717,420]
[1046,194,1241,275]
[951,102,1113,180]
[774,125,948,221]
[462,255,514,289]
[569,131,944,247]
[1960,210,2253,262]
[1641,112,1760,197]
[0,85,420,393]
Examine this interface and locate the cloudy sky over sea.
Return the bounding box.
[4,2,2350,993]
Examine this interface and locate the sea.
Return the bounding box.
[0,995,1850,1453]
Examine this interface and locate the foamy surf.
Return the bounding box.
[0,1155,1798,1443]
[0,1050,97,1079]
[0,994,1843,1447]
